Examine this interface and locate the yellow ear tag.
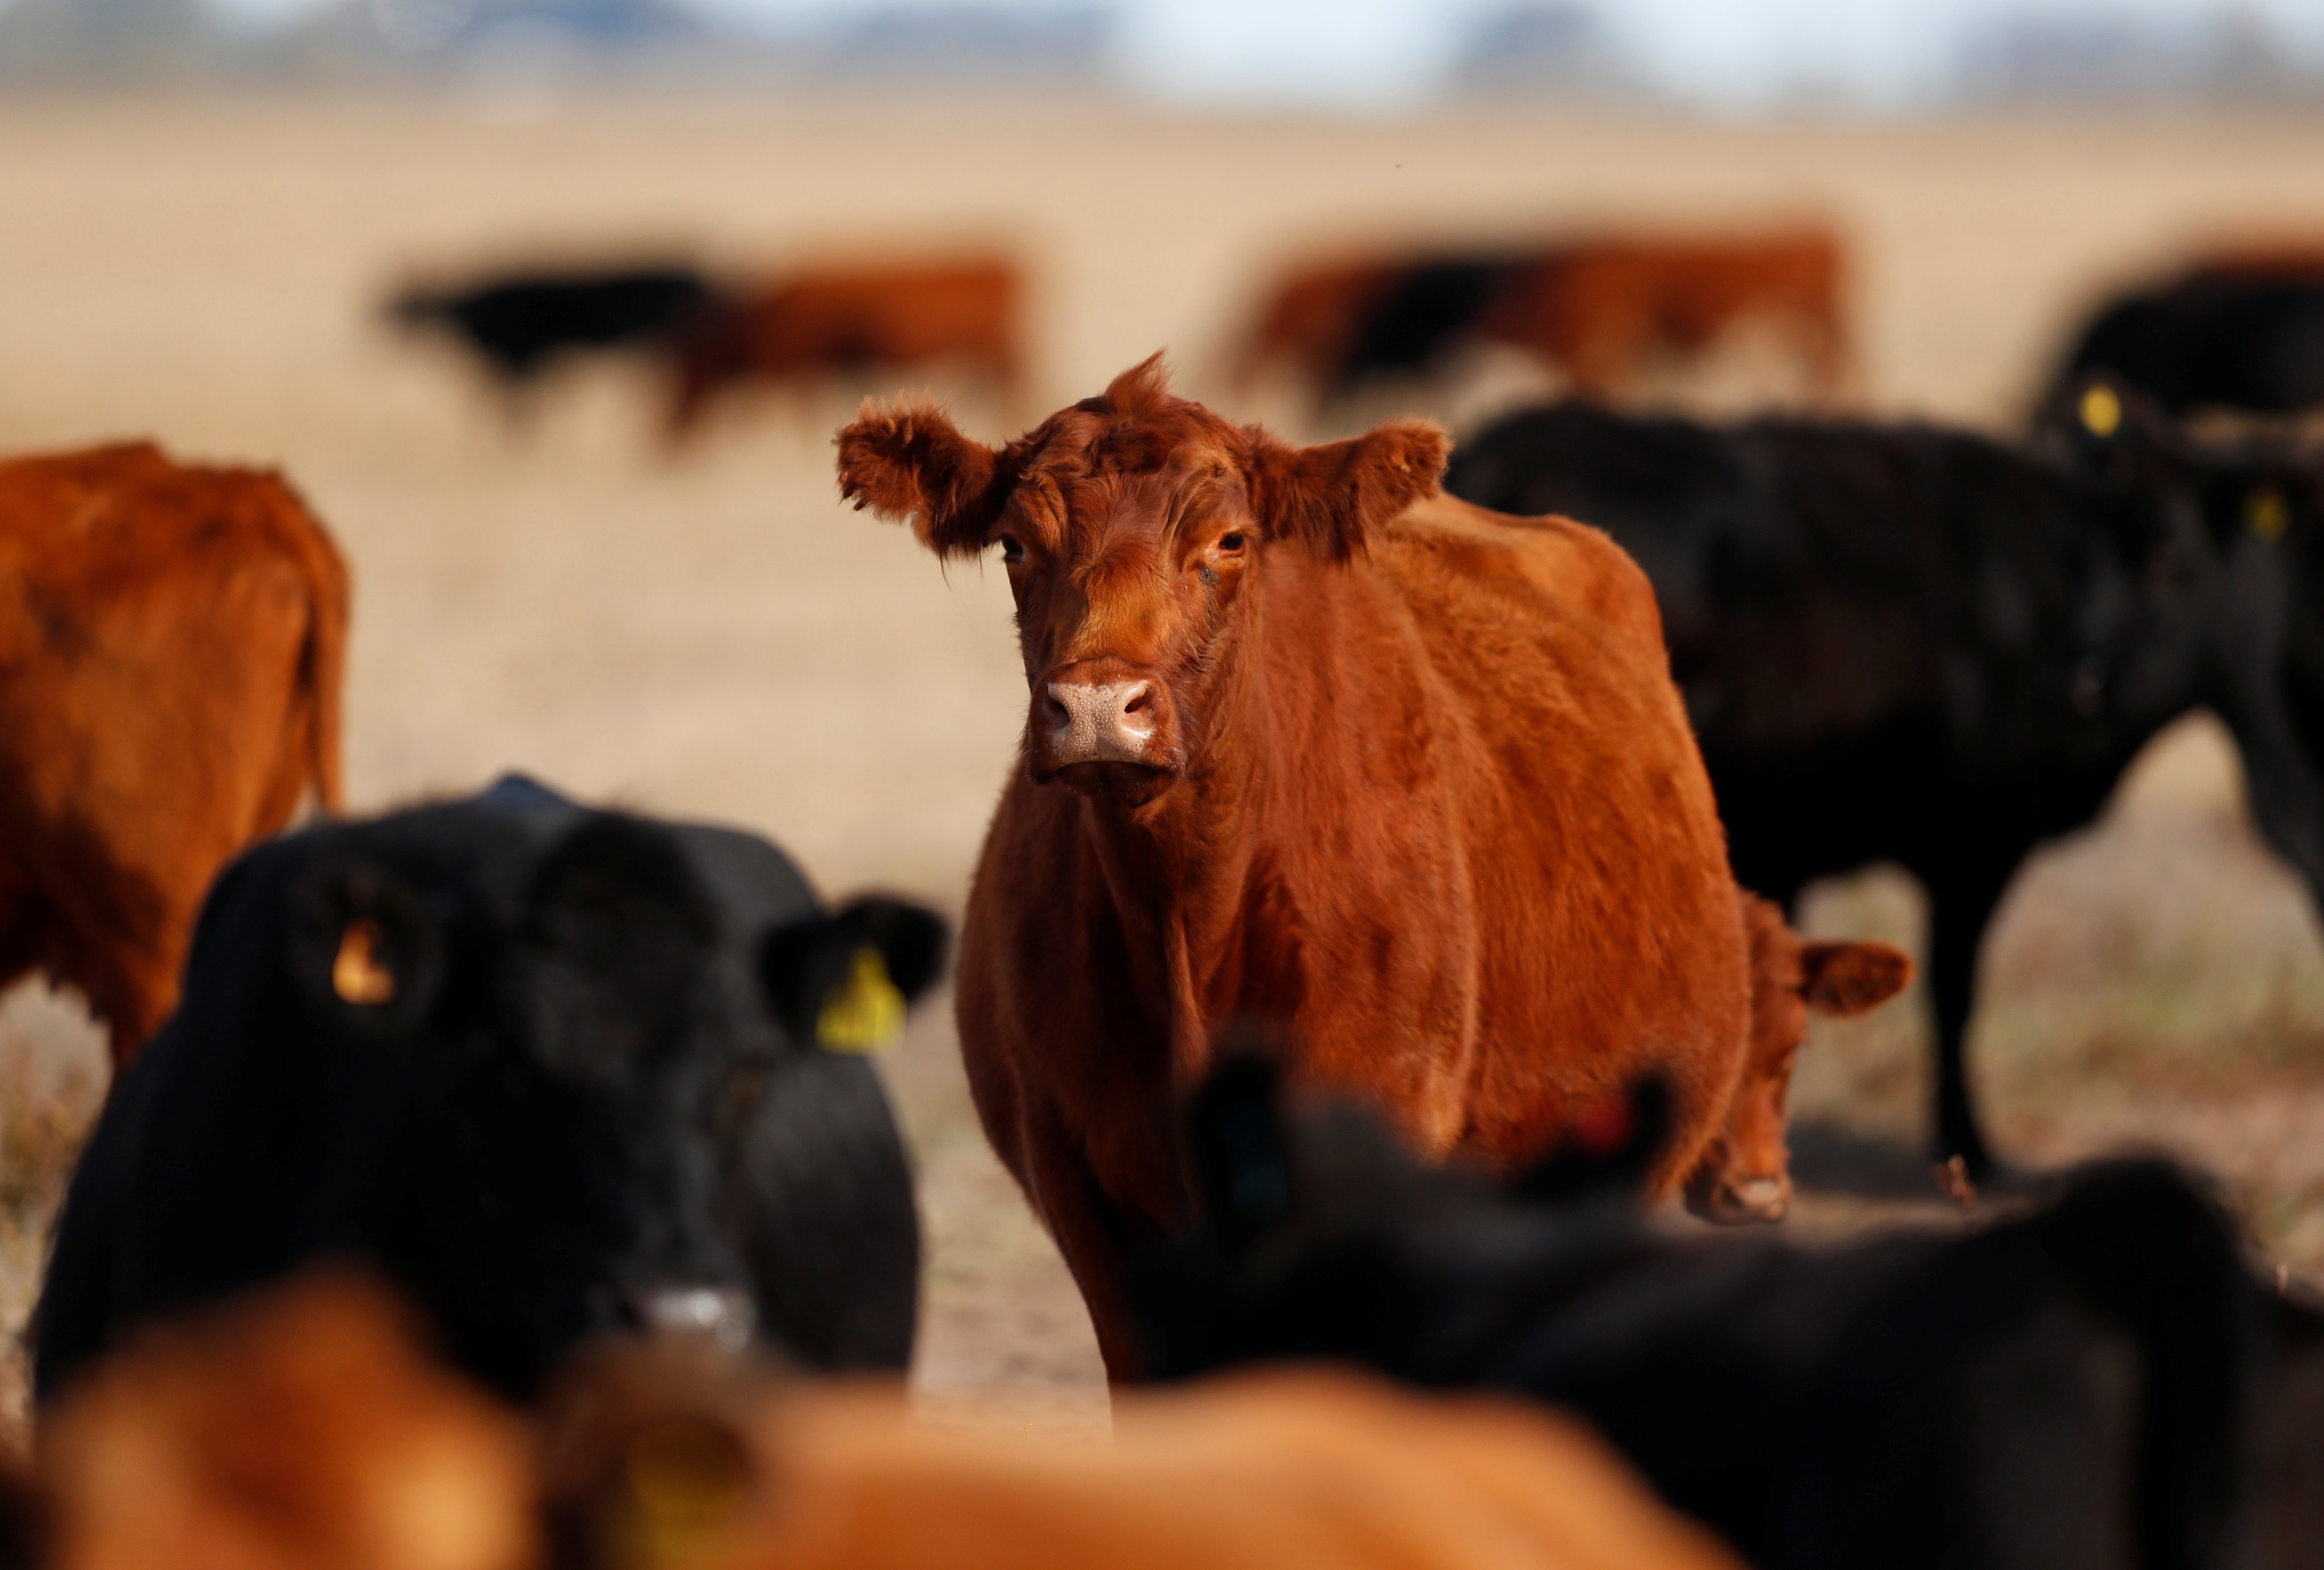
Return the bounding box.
[2248,487,2289,541]
[331,917,396,1005]
[621,1418,752,1570]
[816,947,905,1052]
[2079,384,2122,438]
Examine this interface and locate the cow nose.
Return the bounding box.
[624,1284,757,1353]
[1044,679,1157,765]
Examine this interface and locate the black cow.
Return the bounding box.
[33,776,943,1403]
[388,265,722,393]
[1445,388,2324,1175]
[2047,268,2324,419]
[1140,1057,2322,1570]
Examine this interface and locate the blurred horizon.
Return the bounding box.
[5,0,2324,114]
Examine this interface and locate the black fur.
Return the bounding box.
[33,776,942,1401]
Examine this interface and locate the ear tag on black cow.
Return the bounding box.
[817,946,905,1052]
[2079,384,2123,438]
[619,1417,753,1569]
[2247,487,2289,541]
[331,917,396,1006]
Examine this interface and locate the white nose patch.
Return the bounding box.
[1046,680,1155,765]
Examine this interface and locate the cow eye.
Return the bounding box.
[1216,532,1247,553]
[997,535,1025,564]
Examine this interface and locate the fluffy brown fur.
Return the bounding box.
[1686,893,1913,1223]
[39,1273,534,1570]
[541,1344,1740,1570]
[838,358,1755,1376]
[0,442,348,1065]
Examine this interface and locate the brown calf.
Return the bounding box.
[667,256,1021,439]
[0,443,347,1066]
[838,356,1753,1376]
[1686,893,1913,1224]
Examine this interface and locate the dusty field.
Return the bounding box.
[3,97,2324,1438]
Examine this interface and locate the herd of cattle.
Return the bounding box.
[0,224,2322,1566]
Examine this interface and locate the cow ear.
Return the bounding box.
[289,857,447,1036]
[1798,940,1913,1017]
[759,896,948,1054]
[835,400,1008,557]
[1510,1078,1671,1207]
[2046,373,2184,480]
[1184,1044,1295,1248]
[1246,419,1449,560]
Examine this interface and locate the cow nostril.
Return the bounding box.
[1121,685,1154,718]
[1041,692,1071,730]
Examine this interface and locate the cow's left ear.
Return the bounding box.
[1246,419,1449,560]
[835,400,1010,557]
[760,896,948,1053]
[1799,939,1913,1017]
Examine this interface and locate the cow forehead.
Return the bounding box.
[1010,452,1245,559]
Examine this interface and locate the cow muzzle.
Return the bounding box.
[1030,665,1181,800]
[622,1284,757,1353]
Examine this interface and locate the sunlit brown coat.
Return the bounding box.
[838,358,1753,1375]
[0,442,347,1064]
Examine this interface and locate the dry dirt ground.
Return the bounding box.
[3,98,2324,1440]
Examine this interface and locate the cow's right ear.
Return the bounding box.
[835,400,1009,557]
[760,896,948,1054]
[1799,939,1913,1017]
[289,857,447,1036]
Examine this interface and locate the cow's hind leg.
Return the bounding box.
[1924,862,2016,1181]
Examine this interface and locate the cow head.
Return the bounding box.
[36,780,945,1405]
[837,354,1448,808]
[284,796,943,1393]
[2043,374,2324,900]
[1685,896,1911,1225]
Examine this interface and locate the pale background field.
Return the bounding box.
[3,98,2324,1435]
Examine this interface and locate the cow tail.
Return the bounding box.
[286,493,351,816]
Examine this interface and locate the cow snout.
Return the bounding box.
[623,1284,757,1352]
[1694,1171,1793,1225]
[1044,679,1157,763]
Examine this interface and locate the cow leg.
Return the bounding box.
[1924,863,2015,1179]
[1016,1100,1155,1384]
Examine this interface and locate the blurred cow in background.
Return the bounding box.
[388,262,725,420]
[2044,249,2324,421]
[0,442,347,1068]
[34,777,945,1404]
[1233,227,1850,413]
[666,255,1022,442]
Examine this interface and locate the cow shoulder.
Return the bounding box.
[1381,489,1670,666]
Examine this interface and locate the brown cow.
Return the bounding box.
[1234,228,1850,408]
[838,355,1753,1376]
[0,442,347,1066]
[667,257,1021,440]
[547,1344,1743,1570]
[1686,893,1911,1224]
[39,1271,534,1570]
